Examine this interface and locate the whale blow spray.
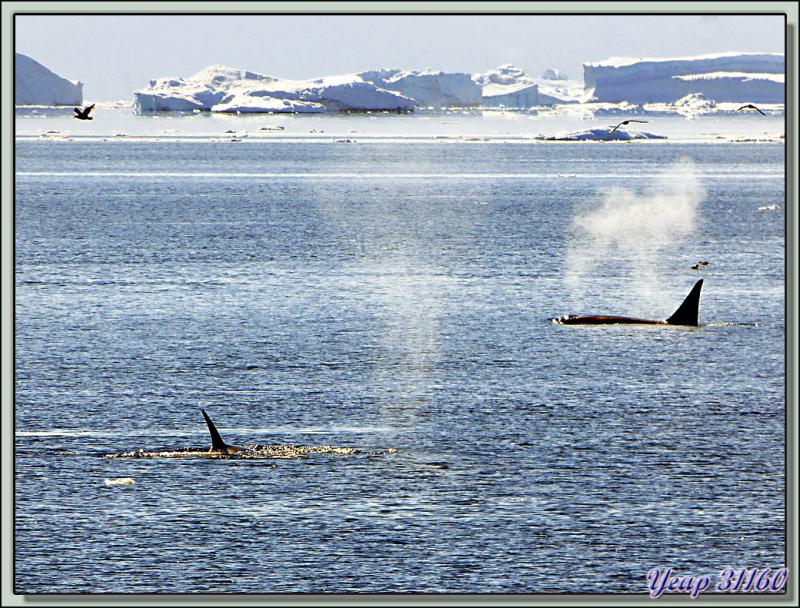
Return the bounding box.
[565,158,706,313]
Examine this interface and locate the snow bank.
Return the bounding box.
[473,64,581,107]
[360,68,481,107]
[584,52,784,103]
[135,65,415,113]
[15,53,83,106]
[542,128,667,141]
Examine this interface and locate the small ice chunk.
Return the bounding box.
[105,477,135,486]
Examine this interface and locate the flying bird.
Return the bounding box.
[610,119,648,134]
[73,104,95,120]
[737,104,766,116]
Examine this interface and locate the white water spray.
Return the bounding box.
[565,158,706,312]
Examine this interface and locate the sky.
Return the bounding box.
[14,13,785,101]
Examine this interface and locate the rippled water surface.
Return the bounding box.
[15,136,785,593]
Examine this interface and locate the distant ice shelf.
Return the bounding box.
[17,52,785,112]
[583,52,784,103]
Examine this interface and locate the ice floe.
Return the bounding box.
[541,127,668,141]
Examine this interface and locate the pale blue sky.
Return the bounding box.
[15,14,784,101]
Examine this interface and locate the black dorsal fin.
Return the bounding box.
[201,409,228,452]
[665,279,703,326]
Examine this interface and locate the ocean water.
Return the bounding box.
[15,133,785,593]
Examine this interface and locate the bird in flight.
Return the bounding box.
[73,104,95,120]
[609,119,648,134]
[736,104,766,116]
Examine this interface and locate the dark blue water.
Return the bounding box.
[15,140,785,593]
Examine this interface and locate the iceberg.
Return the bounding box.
[474,64,542,107]
[212,98,325,113]
[134,65,415,113]
[656,92,718,118]
[583,52,784,103]
[473,64,581,107]
[542,128,667,141]
[541,67,569,80]
[670,71,783,104]
[15,53,83,106]
[359,68,482,108]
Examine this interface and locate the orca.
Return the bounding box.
[201,409,246,454]
[103,411,369,459]
[553,279,703,326]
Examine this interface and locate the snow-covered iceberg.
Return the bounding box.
[15,53,83,106]
[541,67,569,80]
[359,68,482,107]
[473,64,581,107]
[474,64,542,107]
[134,65,415,113]
[542,128,667,141]
[583,52,784,103]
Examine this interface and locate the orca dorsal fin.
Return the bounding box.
[201,409,228,452]
[665,279,703,326]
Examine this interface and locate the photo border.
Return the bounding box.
[2,2,797,606]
